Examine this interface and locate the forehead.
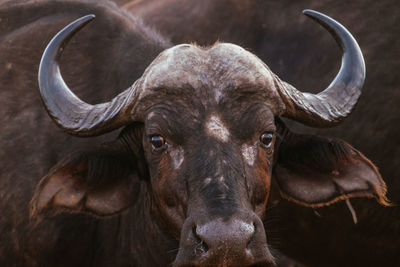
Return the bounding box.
[138,43,283,113]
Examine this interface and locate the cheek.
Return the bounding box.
[251,148,273,216]
[155,155,175,201]
[153,155,187,237]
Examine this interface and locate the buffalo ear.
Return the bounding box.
[273,129,389,207]
[30,145,141,221]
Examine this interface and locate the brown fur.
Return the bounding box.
[0,0,168,266]
[1,0,398,266]
[122,1,400,265]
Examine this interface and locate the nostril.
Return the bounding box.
[192,226,209,255]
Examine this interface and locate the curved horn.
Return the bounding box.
[277,10,366,127]
[38,15,137,136]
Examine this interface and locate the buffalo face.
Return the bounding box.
[31,11,388,267]
[129,43,282,266]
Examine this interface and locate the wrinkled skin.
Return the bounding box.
[0,1,396,267]
[31,40,387,267]
[124,0,399,197]
[124,1,400,265]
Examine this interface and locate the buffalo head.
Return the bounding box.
[30,10,388,266]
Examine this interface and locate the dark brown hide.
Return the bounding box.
[30,142,140,219]
[123,0,400,266]
[255,3,400,266]
[0,1,397,267]
[274,121,388,207]
[0,0,169,266]
[33,16,384,267]
[123,0,262,48]
[124,0,399,197]
[113,0,131,6]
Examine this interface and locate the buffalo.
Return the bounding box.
[0,0,394,266]
[125,0,400,265]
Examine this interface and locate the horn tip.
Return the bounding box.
[73,14,96,27]
[302,9,321,18]
[80,14,96,23]
[86,14,96,20]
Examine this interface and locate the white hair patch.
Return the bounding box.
[218,176,229,190]
[147,111,156,120]
[214,88,223,103]
[241,144,257,166]
[170,147,184,170]
[205,115,230,142]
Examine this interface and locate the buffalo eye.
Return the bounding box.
[260,132,274,148]
[151,135,166,151]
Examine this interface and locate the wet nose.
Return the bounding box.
[173,215,275,266]
[195,219,255,253]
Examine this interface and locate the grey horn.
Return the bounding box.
[38,15,137,136]
[277,10,366,127]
